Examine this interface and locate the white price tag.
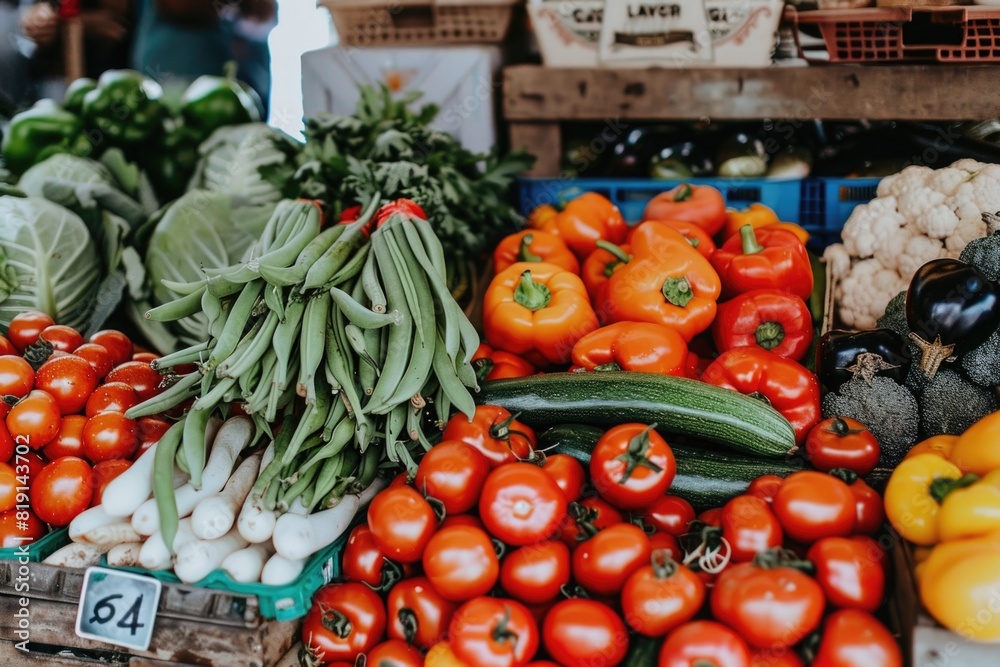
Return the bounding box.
[75,567,163,651]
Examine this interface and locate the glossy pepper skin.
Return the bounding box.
[483,262,599,367]
[527,203,559,233]
[700,347,821,446]
[884,453,968,546]
[62,77,97,114]
[721,203,779,241]
[82,70,165,146]
[180,68,261,142]
[643,183,727,236]
[471,343,536,382]
[713,289,814,362]
[571,322,689,376]
[951,410,1000,476]
[0,100,92,173]
[919,530,1000,642]
[581,241,631,303]
[600,223,722,341]
[550,192,628,258]
[493,230,580,275]
[936,469,1000,542]
[640,218,717,259]
[710,226,814,300]
[816,328,909,392]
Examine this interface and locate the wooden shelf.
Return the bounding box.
[504,64,1000,176]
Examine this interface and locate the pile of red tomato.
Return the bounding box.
[0,311,172,545]
[300,405,901,667]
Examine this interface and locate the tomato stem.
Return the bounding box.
[472,358,495,383]
[22,337,53,371]
[651,548,679,579]
[377,558,403,593]
[739,224,765,255]
[398,608,419,644]
[491,606,521,648]
[828,468,859,486]
[823,418,865,437]
[615,423,664,482]
[517,234,543,263]
[754,321,785,350]
[753,547,814,574]
[319,605,353,638]
[513,270,552,311]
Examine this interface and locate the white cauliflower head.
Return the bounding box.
[836,258,910,330]
[840,196,904,258]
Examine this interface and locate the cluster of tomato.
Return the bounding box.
[0,311,171,544]
[300,405,899,667]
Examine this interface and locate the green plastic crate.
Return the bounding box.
[0,528,70,562]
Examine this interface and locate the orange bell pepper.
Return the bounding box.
[764,222,810,245]
[635,218,716,259]
[721,204,780,241]
[643,184,727,236]
[493,230,580,275]
[571,322,689,376]
[551,192,628,258]
[581,241,632,303]
[951,411,1000,476]
[599,223,722,341]
[483,261,599,367]
[904,435,959,461]
[527,203,559,233]
[471,343,536,381]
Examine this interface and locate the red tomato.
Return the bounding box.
[17,450,47,482]
[751,650,805,667]
[440,514,484,531]
[423,525,499,602]
[849,477,885,537]
[573,523,651,597]
[0,335,15,356]
[540,453,586,503]
[137,417,171,457]
[659,621,751,667]
[698,507,723,527]
[590,423,675,511]
[479,463,567,546]
[368,486,439,563]
[131,352,160,363]
[0,462,17,512]
[387,576,456,650]
[559,497,623,546]
[807,537,885,612]
[0,413,13,462]
[650,531,681,556]
[39,325,83,353]
[711,561,825,650]
[342,524,388,588]
[500,540,571,605]
[72,343,114,380]
[30,456,93,526]
[301,583,386,664]
[365,640,422,667]
[90,459,131,506]
[804,418,880,477]
[34,355,98,415]
[85,382,140,418]
[415,440,491,515]
[643,495,696,537]
[442,405,536,468]
[88,330,133,367]
[6,311,55,352]
[0,355,34,399]
[542,598,628,667]
[43,414,87,459]
[747,475,785,504]
[772,471,856,543]
[104,361,164,402]
[6,390,60,448]
[83,412,140,462]
[812,610,902,667]
[622,550,704,637]
[851,535,888,570]
[450,596,539,667]
[0,508,47,547]
[721,495,783,563]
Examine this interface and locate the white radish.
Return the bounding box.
[172,467,189,489]
[132,417,252,535]
[221,543,273,583]
[272,478,387,561]
[69,506,119,543]
[100,442,158,517]
[238,442,277,544]
[191,451,263,540]
[173,528,248,584]
[138,518,197,570]
[43,542,105,568]
[81,523,142,548]
[107,542,143,567]
[261,553,305,586]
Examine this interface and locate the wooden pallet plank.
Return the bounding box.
[509,122,561,177]
[503,65,1000,122]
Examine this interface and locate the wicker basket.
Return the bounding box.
[322,0,518,47]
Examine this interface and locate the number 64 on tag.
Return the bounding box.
[75,567,163,651]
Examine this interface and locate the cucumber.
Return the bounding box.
[479,372,796,458]
[538,424,804,510]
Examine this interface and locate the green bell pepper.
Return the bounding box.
[63,77,97,115]
[180,63,260,142]
[82,69,165,146]
[143,118,201,202]
[0,99,92,174]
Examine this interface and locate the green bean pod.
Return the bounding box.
[153,419,185,553]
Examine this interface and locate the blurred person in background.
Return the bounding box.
[1,0,31,113]
[131,0,275,118]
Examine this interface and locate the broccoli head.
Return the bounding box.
[920,368,998,437]
[876,290,910,338]
[959,230,1000,282]
[822,375,920,468]
[961,328,1000,388]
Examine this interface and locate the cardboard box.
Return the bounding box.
[301,45,502,155]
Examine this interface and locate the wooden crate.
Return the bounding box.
[0,561,298,666]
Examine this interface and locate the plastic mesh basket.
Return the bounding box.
[323,0,518,47]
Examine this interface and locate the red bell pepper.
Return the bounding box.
[471,343,536,382]
[712,289,814,362]
[710,225,813,300]
[700,347,821,446]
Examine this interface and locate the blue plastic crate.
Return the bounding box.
[800,177,881,249]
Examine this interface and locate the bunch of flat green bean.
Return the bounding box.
[125,196,480,519]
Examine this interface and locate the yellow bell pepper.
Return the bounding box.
[884,453,966,545]
[763,222,810,245]
[951,411,1000,476]
[527,204,559,234]
[919,530,1000,642]
[721,204,780,240]
[937,470,1000,542]
[904,434,959,461]
[425,643,468,667]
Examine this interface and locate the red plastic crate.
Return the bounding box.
[792,6,1000,62]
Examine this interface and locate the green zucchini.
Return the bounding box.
[622,635,661,666]
[479,372,796,458]
[538,424,803,510]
